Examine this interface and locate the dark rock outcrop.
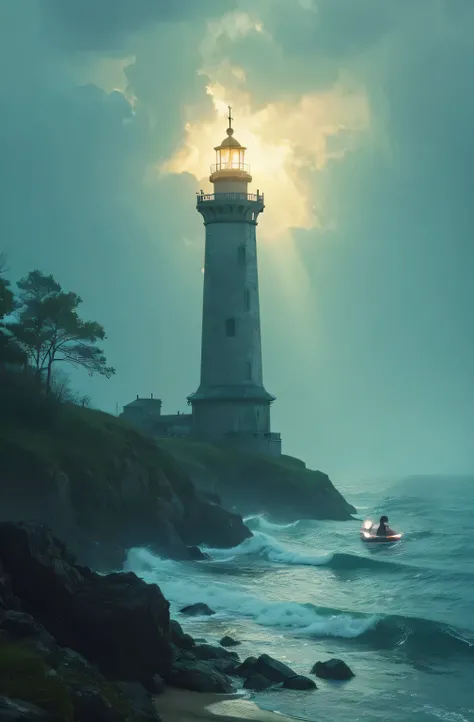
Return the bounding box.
[0,521,172,683]
[220,635,241,647]
[170,619,195,651]
[180,602,215,616]
[282,675,317,690]
[311,658,355,680]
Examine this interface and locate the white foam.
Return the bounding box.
[124,546,377,640]
[204,531,333,567]
[244,514,300,531]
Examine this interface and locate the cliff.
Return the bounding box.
[0,400,251,570]
[156,438,356,521]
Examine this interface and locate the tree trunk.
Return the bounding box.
[45,358,53,394]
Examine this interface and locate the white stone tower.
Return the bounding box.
[187,108,281,456]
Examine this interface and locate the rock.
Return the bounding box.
[311,658,354,681]
[282,675,317,690]
[206,657,240,675]
[243,674,274,691]
[170,620,195,650]
[0,696,53,720]
[220,635,241,647]
[235,656,258,678]
[70,571,172,681]
[172,644,240,676]
[116,682,161,721]
[0,612,58,662]
[187,546,210,561]
[0,561,21,611]
[178,497,252,550]
[180,602,215,616]
[0,522,173,683]
[254,654,297,683]
[192,644,239,663]
[201,490,222,506]
[167,659,236,693]
[72,688,123,722]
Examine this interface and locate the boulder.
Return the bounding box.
[282,675,317,690]
[55,646,160,719]
[220,635,241,647]
[72,688,123,722]
[0,522,173,683]
[116,682,162,721]
[70,571,172,681]
[311,658,354,681]
[235,656,258,678]
[243,674,274,691]
[192,644,239,663]
[0,697,53,721]
[178,498,252,549]
[187,546,210,561]
[179,603,215,616]
[170,620,195,651]
[167,659,236,693]
[254,654,297,683]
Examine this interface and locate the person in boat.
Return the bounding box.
[376,515,395,536]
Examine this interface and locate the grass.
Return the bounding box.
[0,642,74,721]
[0,640,146,722]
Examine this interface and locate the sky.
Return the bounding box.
[1,0,473,479]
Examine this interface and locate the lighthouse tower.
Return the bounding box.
[187,108,281,457]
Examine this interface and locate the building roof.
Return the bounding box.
[124,397,162,408]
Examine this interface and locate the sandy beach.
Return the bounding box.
[154,689,303,722]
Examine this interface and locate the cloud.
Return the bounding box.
[162,12,370,240]
[43,0,236,51]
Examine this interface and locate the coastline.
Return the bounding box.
[155,689,304,722]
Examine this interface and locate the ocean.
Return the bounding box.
[126,475,474,722]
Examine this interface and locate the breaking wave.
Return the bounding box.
[125,547,474,660]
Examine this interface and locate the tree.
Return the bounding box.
[0,254,25,367]
[9,270,115,393]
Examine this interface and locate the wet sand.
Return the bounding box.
[154,689,306,722]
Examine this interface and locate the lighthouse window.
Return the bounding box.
[245,289,250,311]
[246,362,252,380]
[226,318,236,336]
[238,244,246,265]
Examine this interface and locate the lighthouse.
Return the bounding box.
[187,108,281,456]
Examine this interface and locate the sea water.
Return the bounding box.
[126,475,474,722]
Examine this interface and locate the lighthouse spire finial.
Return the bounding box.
[227,105,234,136]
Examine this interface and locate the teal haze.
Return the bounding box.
[1,0,473,478]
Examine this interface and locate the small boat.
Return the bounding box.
[360,519,403,544]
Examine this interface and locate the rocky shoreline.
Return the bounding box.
[0,521,354,721]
